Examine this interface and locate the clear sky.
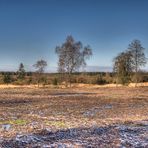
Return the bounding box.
[0,0,148,72]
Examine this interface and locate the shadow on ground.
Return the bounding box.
[1,120,148,148]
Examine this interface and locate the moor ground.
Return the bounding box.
[0,86,147,139]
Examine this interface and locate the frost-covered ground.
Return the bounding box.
[0,87,148,147]
[1,121,148,147]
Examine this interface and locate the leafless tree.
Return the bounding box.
[128,40,146,84]
[33,59,47,87]
[55,35,92,87]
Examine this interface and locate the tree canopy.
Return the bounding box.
[55,35,92,86]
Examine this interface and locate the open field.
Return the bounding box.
[0,86,148,147]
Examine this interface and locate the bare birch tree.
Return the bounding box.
[33,59,47,87]
[55,35,92,87]
[128,40,146,84]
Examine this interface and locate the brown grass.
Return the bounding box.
[0,86,148,138]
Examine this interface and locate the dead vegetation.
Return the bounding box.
[0,86,148,147]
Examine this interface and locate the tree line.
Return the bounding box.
[1,36,148,86]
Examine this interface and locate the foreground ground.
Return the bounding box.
[0,86,148,147]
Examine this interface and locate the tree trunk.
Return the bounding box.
[68,72,71,88]
[135,72,138,87]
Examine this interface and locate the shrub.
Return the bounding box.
[53,77,58,85]
[3,73,12,85]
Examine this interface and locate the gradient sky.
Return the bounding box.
[0,0,148,72]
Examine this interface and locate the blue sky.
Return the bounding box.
[0,0,148,72]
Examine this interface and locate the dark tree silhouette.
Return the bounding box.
[113,51,133,85]
[17,63,25,80]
